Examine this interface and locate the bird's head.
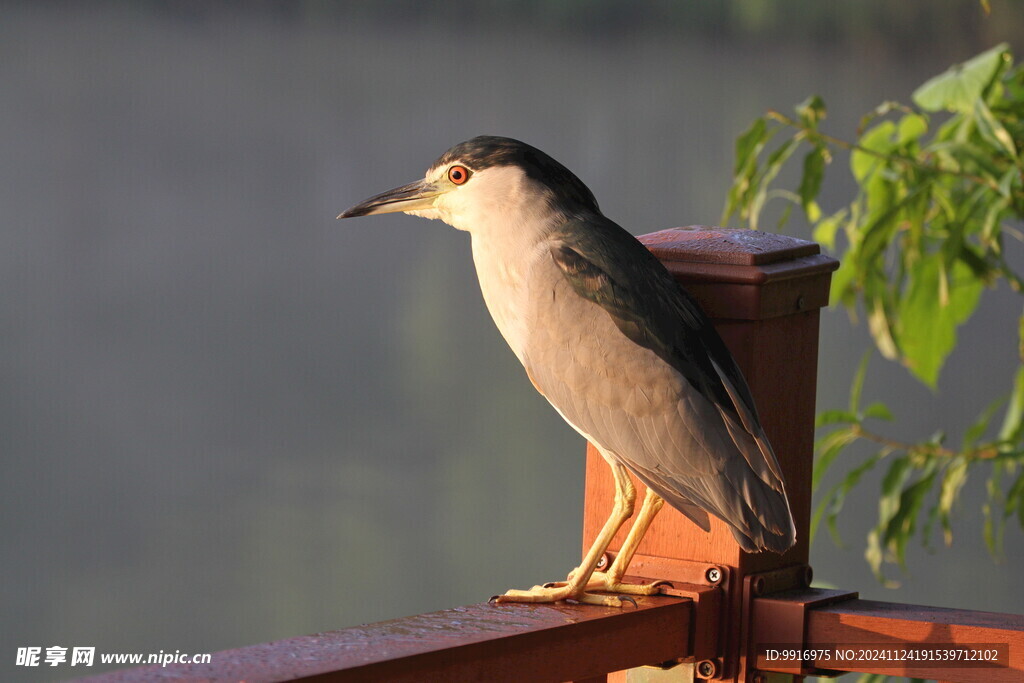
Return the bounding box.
[338,136,599,235]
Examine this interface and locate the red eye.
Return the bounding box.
[448,165,470,185]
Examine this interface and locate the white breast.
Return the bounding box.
[435,164,564,366]
[470,234,553,365]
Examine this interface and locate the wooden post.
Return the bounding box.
[581,227,838,682]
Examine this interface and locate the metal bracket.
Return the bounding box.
[733,564,816,681]
[614,552,730,588]
[617,557,859,681]
[741,564,858,678]
[613,552,726,672]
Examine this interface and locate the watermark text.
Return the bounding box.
[16,646,211,668]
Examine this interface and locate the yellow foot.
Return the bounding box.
[561,570,668,596]
[493,583,635,607]
[587,571,668,595]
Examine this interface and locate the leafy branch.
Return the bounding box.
[764,108,1007,195]
[724,43,1024,583]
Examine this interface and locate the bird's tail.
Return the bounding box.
[707,358,796,553]
[719,428,797,554]
[726,481,796,554]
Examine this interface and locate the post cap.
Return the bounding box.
[639,227,839,320]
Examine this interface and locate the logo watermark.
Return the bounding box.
[16,646,211,668]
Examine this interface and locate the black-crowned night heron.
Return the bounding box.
[339,136,795,607]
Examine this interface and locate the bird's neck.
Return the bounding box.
[468,218,559,365]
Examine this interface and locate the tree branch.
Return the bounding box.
[766,110,1010,195]
[850,424,1001,460]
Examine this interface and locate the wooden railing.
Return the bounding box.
[84,593,1023,681]
[86,228,1024,683]
[87,597,691,681]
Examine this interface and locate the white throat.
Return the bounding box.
[429,165,562,362]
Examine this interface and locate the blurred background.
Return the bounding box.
[2,1,1022,679]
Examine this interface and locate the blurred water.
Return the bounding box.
[1,4,1021,679]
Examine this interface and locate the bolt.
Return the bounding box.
[705,566,722,584]
[696,659,717,678]
[596,553,610,570]
[753,576,766,595]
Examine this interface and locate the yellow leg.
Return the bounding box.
[496,462,636,607]
[586,487,666,595]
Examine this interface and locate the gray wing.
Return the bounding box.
[528,216,795,553]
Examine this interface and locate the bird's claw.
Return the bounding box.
[583,571,668,596]
[494,583,636,607]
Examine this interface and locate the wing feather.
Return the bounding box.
[536,215,796,553]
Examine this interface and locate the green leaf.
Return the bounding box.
[863,402,894,422]
[856,185,925,271]
[983,502,997,555]
[980,196,1011,252]
[897,113,928,145]
[963,396,1006,449]
[775,200,794,230]
[879,456,913,525]
[818,452,883,546]
[865,528,899,587]
[998,365,1024,443]
[749,136,802,229]
[896,255,984,387]
[829,256,858,309]
[997,166,1020,200]
[973,99,1019,160]
[884,466,938,567]
[809,498,827,545]
[923,492,942,550]
[804,200,821,224]
[796,94,827,128]
[849,351,872,413]
[912,43,1010,113]
[812,208,847,251]
[765,134,801,169]
[813,427,859,490]
[938,456,969,544]
[929,140,1005,177]
[867,299,900,361]
[733,117,768,177]
[724,117,775,225]
[983,504,994,553]
[851,121,896,182]
[799,147,826,222]
[816,409,858,427]
[983,463,1006,557]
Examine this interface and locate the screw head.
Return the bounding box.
[705,567,722,584]
[596,553,609,570]
[696,659,716,678]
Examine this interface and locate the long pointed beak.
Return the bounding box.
[337,178,442,219]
